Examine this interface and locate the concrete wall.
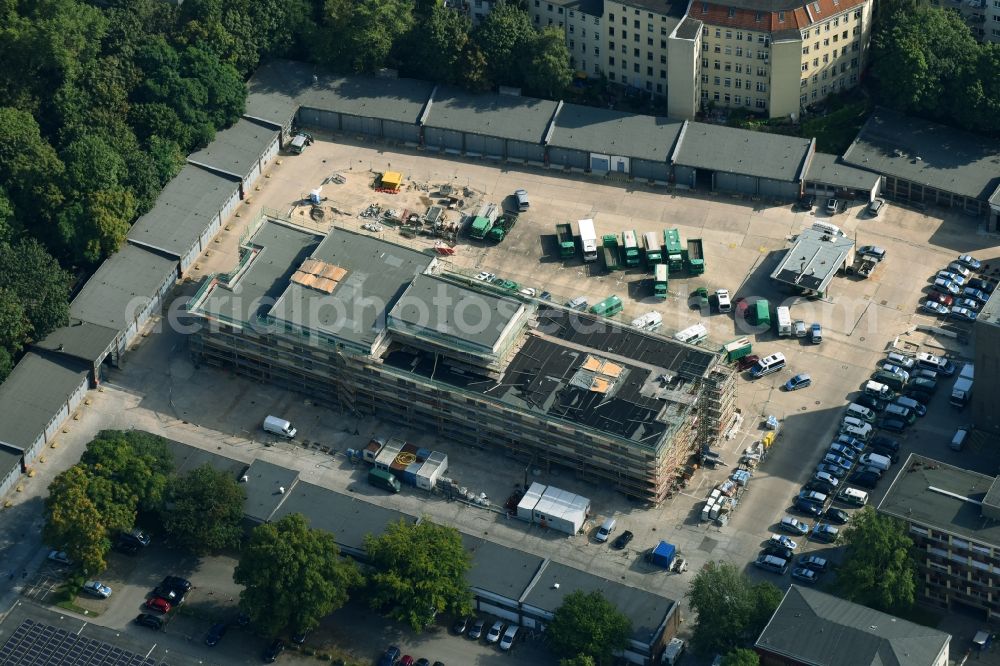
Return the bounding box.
[973,317,1000,433]
[769,38,802,119]
[667,28,700,120]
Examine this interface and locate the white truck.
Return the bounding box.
[776,306,792,336]
[263,415,297,439]
[630,311,663,331]
[577,218,598,263]
[950,363,974,408]
[859,452,891,471]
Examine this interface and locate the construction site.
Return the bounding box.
[186,211,737,503]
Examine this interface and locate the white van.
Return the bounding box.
[750,353,786,378]
[863,380,893,399]
[839,487,869,507]
[566,296,588,311]
[845,403,876,422]
[842,415,867,430]
[674,324,708,345]
[754,554,789,574]
[811,221,845,237]
[950,428,968,451]
[263,415,297,439]
[631,311,663,331]
[595,517,617,542]
[842,423,873,441]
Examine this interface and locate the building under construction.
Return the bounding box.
[186,213,736,502]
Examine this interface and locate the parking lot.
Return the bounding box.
[9,134,1000,663]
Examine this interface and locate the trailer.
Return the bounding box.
[590,295,623,317]
[755,299,771,327]
[556,223,576,258]
[622,230,640,267]
[602,235,621,271]
[578,219,598,263]
[686,238,705,274]
[487,214,517,242]
[722,337,752,362]
[664,228,685,273]
[776,306,792,336]
[654,263,668,299]
[468,203,500,240]
[630,311,663,331]
[643,231,662,266]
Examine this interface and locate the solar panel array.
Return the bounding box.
[0,619,165,666]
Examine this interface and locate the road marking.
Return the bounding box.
[77,620,87,635]
[146,644,157,658]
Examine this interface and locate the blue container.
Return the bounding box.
[416,448,431,462]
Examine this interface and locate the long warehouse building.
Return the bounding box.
[185,215,736,502]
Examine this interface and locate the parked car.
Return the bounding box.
[920,301,949,316]
[956,254,982,271]
[927,291,955,306]
[968,278,995,293]
[963,287,988,303]
[835,434,867,453]
[798,554,829,572]
[134,614,163,630]
[869,435,900,452]
[795,194,816,211]
[791,567,819,584]
[866,199,885,216]
[798,490,828,504]
[849,471,880,489]
[145,597,172,613]
[205,622,227,647]
[499,625,519,651]
[780,516,810,535]
[784,374,812,391]
[823,508,850,525]
[816,463,847,479]
[825,198,841,214]
[852,394,885,412]
[263,639,285,664]
[947,262,972,279]
[804,479,837,495]
[119,528,151,548]
[810,323,822,344]
[812,523,840,543]
[82,581,112,599]
[452,617,471,635]
[793,498,823,517]
[950,306,977,322]
[828,443,856,460]
[878,417,908,432]
[813,472,841,489]
[468,619,486,640]
[47,550,72,566]
[955,297,980,311]
[399,657,415,666]
[937,270,967,287]
[486,621,504,644]
[736,354,760,371]
[878,362,910,381]
[893,396,926,417]
[612,530,634,550]
[822,454,852,471]
[933,278,961,295]
[858,245,886,261]
[762,545,794,561]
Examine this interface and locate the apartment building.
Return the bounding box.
[928,0,1000,43]
[530,0,606,77]
[878,454,1000,621]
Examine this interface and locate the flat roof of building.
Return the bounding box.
[522,560,675,645]
[187,118,277,181]
[270,481,413,553]
[268,229,434,350]
[805,152,881,192]
[550,103,683,163]
[194,221,322,326]
[127,164,239,258]
[978,288,1000,328]
[32,321,119,366]
[616,0,686,17]
[424,87,557,144]
[843,108,1000,201]
[161,436,246,478]
[245,59,314,128]
[674,121,813,182]
[0,444,21,486]
[388,275,524,353]
[298,72,434,125]
[462,532,545,601]
[241,459,299,523]
[384,306,716,446]
[674,16,703,39]
[0,353,89,451]
[878,454,1000,548]
[70,244,177,333]
[756,585,950,666]
[770,228,854,293]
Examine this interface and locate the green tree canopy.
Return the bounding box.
[235,513,362,638]
[163,463,246,554]
[686,561,782,655]
[0,239,70,343]
[560,655,598,666]
[364,519,473,630]
[401,5,471,84]
[522,27,572,98]
[722,648,761,666]
[547,590,632,665]
[80,430,172,512]
[43,466,111,574]
[474,1,536,87]
[835,506,917,613]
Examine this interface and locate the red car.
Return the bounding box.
[145,597,172,613]
[927,291,954,306]
[399,657,415,666]
[737,354,760,371]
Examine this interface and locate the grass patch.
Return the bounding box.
[56,600,99,617]
[801,97,874,154]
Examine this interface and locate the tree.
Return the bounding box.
[836,506,917,613]
[364,519,473,630]
[547,590,632,665]
[474,1,536,87]
[522,27,572,98]
[686,561,782,655]
[401,5,471,84]
[43,466,112,575]
[234,513,362,638]
[0,239,71,342]
[560,655,597,666]
[722,648,761,666]
[164,464,246,554]
[80,430,172,512]
[349,0,415,73]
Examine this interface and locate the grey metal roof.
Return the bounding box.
[194,221,322,327]
[770,228,853,293]
[463,533,545,601]
[0,444,21,485]
[806,152,881,191]
[550,103,684,162]
[674,121,813,182]
[70,244,177,333]
[297,73,434,126]
[878,454,1000,548]
[756,585,950,666]
[388,275,524,352]
[990,184,1000,206]
[245,59,314,128]
[842,108,1000,201]
[268,229,433,351]
[270,481,414,555]
[161,436,246,478]
[521,560,676,644]
[241,459,299,523]
[0,353,89,451]
[675,16,704,39]
[187,118,277,180]
[616,0,687,17]
[127,164,239,258]
[423,87,558,144]
[978,285,1000,327]
[32,321,118,366]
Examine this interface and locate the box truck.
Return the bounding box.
[950,363,973,408]
[263,415,297,439]
[578,219,598,262]
[776,306,792,336]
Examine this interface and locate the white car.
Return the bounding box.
[769,534,798,550]
[715,289,731,313]
[519,287,536,297]
[486,620,504,643]
[475,271,495,282]
[499,624,519,650]
[82,581,112,599]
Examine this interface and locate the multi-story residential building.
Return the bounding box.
[927,0,1000,43]
[529,0,606,77]
[974,288,1000,431]
[878,454,1000,621]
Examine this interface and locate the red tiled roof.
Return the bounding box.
[696,0,864,32]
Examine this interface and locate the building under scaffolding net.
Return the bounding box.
[186,214,736,502]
